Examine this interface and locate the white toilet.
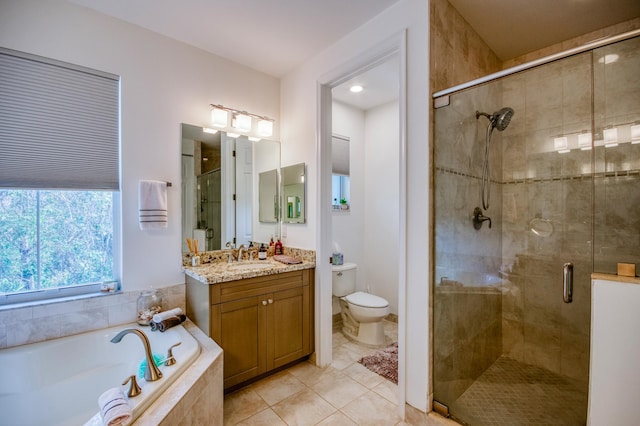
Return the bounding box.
[332,262,390,347]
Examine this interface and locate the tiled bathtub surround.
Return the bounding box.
[0,284,185,349]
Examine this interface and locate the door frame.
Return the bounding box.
[316,30,408,418]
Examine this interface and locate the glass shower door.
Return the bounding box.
[433,50,595,425]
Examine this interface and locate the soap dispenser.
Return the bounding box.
[275,239,283,255]
[258,243,267,260]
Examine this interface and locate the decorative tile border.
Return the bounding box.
[436,165,640,185]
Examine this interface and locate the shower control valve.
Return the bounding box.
[473,207,492,230]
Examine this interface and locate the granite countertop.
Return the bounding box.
[184,257,316,285]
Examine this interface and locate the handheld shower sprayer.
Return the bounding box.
[476,107,514,132]
[476,107,514,210]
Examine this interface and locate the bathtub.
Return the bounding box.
[0,322,200,426]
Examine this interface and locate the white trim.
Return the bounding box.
[316,30,408,419]
[433,29,640,98]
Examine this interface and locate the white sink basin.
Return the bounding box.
[226,263,273,272]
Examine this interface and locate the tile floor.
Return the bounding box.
[224,320,453,426]
[450,356,588,426]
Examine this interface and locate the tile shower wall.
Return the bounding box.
[430,0,502,93]
[434,37,640,425]
[0,284,185,349]
[499,52,594,387]
[434,81,504,403]
[593,36,640,274]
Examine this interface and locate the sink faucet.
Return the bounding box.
[111,329,163,382]
[237,244,246,262]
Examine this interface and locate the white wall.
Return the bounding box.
[332,101,365,291]
[332,100,400,315]
[0,0,280,291]
[364,101,399,314]
[589,279,640,425]
[280,0,430,411]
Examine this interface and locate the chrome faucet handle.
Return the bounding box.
[165,342,182,366]
[122,374,142,398]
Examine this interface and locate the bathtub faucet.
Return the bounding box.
[110,329,163,382]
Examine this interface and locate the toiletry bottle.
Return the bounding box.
[258,243,267,260]
[270,236,274,246]
[275,239,283,255]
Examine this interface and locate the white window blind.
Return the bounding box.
[0,48,120,190]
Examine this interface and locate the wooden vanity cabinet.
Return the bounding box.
[186,269,314,389]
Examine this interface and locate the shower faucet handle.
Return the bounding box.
[472,207,492,230]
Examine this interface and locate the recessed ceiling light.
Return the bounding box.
[598,54,619,64]
[350,85,363,93]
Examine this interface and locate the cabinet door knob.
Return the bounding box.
[262,300,267,306]
[268,299,273,304]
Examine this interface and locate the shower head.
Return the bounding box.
[476,107,514,131]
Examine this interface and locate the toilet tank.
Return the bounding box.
[332,262,357,297]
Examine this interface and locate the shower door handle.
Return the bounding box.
[563,262,573,303]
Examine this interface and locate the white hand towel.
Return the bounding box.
[98,387,132,426]
[139,180,167,230]
[152,307,183,323]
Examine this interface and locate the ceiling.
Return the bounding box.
[66,0,400,78]
[332,56,400,111]
[67,0,639,110]
[447,0,640,61]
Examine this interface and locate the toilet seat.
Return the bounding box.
[344,291,388,308]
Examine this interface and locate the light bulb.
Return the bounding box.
[257,119,273,137]
[211,107,228,128]
[233,113,252,132]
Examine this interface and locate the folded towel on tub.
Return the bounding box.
[98,387,132,426]
[152,307,183,323]
[150,314,187,332]
[138,180,168,230]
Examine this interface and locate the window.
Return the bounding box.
[331,135,350,209]
[0,48,120,303]
[0,190,114,297]
[332,174,350,208]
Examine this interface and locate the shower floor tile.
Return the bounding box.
[451,356,587,426]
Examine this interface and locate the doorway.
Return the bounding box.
[317,33,407,418]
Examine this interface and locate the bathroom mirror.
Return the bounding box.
[258,169,278,223]
[281,162,306,224]
[181,123,280,252]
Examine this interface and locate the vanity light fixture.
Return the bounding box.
[554,136,570,154]
[257,119,274,137]
[233,112,252,132]
[211,105,228,128]
[209,104,275,139]
[631,123,640,144]
[350,85,364,93]
[578,132,592,150]
[603,127,618,148]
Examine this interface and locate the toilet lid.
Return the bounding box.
[345,291,389,308]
